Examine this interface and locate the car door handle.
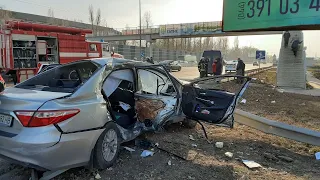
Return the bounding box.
[196,97,215,106]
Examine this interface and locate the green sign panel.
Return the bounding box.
[223,0,320,32]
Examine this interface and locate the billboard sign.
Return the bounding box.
[159,21,223,37]
[159,24,181,36]
[223,0,320,32]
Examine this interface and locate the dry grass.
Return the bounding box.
[309,65,320,80]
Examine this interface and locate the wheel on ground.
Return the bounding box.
[94,122,120,169]
[182,118,197,129]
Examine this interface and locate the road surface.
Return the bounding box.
[171,63,272,80]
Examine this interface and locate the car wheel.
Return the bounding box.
[182,118,197,129]
[94,122,120,169]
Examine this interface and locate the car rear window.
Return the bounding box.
[16,61,101,93]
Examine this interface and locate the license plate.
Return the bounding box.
[0,114,13,127]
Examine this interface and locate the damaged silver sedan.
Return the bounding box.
[0,58,250,176]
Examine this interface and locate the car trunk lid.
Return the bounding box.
[0,87,71,134]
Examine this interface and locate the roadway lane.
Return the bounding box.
[171,63,272,80]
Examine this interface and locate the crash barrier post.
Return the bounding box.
[234,109,320,146]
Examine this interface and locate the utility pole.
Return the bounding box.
[139,0,142,60]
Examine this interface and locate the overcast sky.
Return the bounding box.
[2,0,320,57]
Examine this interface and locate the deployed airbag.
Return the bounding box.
[103,70,134,97]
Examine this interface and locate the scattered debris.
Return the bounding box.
[215,142,224,149]
[189,135,195,141]
[188,176,196,180]
[155,142,159,147]
[156,146,187,161]
[237,151,244,155]
[277,155,294,162]
[225,152,233,158]
[271,101,276,104]
[141,150,154,158]
[240,99,247,104]
[123,146,135,152]
[299,103,306,106]
[95,173,101,179]
[119,101,131,111]
[263,152,278,161]
[252,78,257,80]
[255,99,259,102]
[242,160,262,169]
[191,144,198,148]
[107,167,113,171]
[135,139,152,149]
[167,160,172,166]
[315,152,320,160]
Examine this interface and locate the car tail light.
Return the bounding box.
[15,109,80,127]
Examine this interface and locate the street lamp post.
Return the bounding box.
[139,0,142,60]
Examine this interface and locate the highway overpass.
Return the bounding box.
[87,30,283,41]
[86,21,283,42]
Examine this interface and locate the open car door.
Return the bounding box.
[181,75,251,128]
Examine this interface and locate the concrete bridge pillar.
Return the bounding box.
[277,31,306,89]
[148,40,156,58]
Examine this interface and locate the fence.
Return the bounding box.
[110,44,202,61]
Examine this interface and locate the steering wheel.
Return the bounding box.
[68,70,78,80]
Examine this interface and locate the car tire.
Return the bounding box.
[93,122,121,169]
[182,118,197,129]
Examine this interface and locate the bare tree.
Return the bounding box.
[47,8,56,25]
[142,11,152,47]
[142,11,152,28]
[234,37,240,58]
[89,5,95,33]
[234,36,239,49]
[47,8,54,17]
[95,8,101,36]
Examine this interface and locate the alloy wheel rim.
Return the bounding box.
[102,129,118,162]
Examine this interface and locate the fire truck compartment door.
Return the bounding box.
[11,34,36,41]
[37,40,47,55]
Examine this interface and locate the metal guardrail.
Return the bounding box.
[233,66,320,146]
[234,109,320,146]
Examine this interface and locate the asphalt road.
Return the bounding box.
[171,63,273,80]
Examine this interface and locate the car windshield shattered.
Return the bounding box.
[16,61,102,93]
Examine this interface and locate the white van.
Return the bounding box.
[225,60,238,73]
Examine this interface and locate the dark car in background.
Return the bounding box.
[253,61,259,66]
[158,60,182,72]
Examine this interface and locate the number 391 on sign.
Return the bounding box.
[223,0,320,31]
[244,0,320,19]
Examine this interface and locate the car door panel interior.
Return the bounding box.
[182,84,235,124]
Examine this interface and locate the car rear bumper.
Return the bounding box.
[0,128,104,171]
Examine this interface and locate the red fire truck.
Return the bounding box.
[0,20,120,84]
